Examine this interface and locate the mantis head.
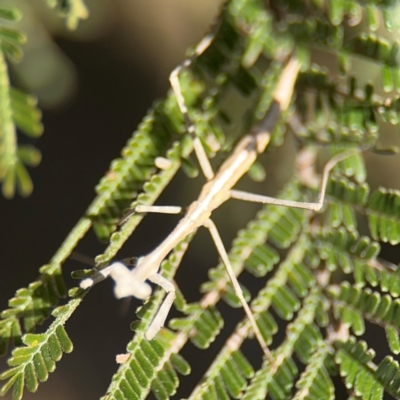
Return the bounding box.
[109,260,152,299]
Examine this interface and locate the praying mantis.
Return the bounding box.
[80,36,356,360]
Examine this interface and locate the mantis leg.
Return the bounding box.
[229,150,358,211]
[134,205,183,214]
[145,273,176,340]
[203,218,273,361]
[119,205,184,225]
[169,35,215,181]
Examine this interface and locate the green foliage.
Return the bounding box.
[335,338,400,399]
[329,283,400,353]
[0,0,88,198]
[89,102,193,242]
[0,264,66,357]
[2,0,400,399]
[0,300,78,399]
[0,5,40,198]
[0,2,87,198]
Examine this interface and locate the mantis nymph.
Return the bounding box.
[81,37,355,360]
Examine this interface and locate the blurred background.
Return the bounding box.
[1,1,400,399]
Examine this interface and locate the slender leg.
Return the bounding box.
[119,205,184,225]
[203,218,273,361]
[169,35,215,181]
[121,38,216,227]
[229,150,358,211]
[145,273,176,340]
[135,205,183,214]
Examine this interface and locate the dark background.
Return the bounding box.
[1,1,400,399]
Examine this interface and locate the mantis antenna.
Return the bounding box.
[80,36,357,360]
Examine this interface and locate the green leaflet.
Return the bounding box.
[367,187,400,245]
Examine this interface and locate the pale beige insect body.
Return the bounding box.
[129,58,299,288]
[81,57,300,360]
[81,44,355,359]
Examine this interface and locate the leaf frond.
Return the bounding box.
[0,299,79,400]
[0,6,43,198]
[329,282,400,350]
[335,337,400,399]
[0,264,66,357]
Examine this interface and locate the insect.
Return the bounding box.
[80,36,356,360]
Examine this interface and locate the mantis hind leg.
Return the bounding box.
[203,218,273,361]
[229,150,359,211]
